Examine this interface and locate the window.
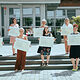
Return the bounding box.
[36,7,40,15]
[35,7,41,26]
[23,17,33,26]
[23,8,33,26]
[47,10,66,27]
[56,10,65,26]
[9,8,20,25]
[47,11,54,26]
[67,9,76,19]
[47,11,54,17]
[35,17,40,26]
[56,10,65,17]
[23,8,32,15]
[56,19,65,26]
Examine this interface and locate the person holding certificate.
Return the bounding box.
[15,28,28,72]
[0,34,4,56]
[8,18,19,55]
[37,27,53,66]
[69,24,80,71]
[62,18,73,54]
[40,19,48,28]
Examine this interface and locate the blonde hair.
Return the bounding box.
[19,28,24,32]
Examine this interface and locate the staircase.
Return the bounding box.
[0,55,78,71]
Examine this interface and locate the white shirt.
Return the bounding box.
[12,24,19,28]
[62,23,73,28]
[9,24,19,29]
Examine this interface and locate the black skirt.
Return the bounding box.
[69,45,80,58]
[37,46,51,55]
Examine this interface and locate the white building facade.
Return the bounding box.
[0,0,80,37]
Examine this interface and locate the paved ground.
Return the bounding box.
[0,43,66,56]
[0,70,80,80]
[0,44,80,80]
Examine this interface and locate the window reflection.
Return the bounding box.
[36,8,40,15]
[35,7,41,26]
[23,8,32,15]
[23,8,33,26]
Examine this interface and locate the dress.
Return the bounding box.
[69,33,80,58]
[37,33,52,55]
[15,50,26,70]
[10,24,19,44]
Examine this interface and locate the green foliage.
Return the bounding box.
[72,16,80,31]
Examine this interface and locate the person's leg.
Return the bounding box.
[21,51,26,71]
[15,50,21,70]
[12,43,15,55]
[41,55,44,63]
[68,46,71,53]
[71,58,75,69]
[76,58,79,69]
[64,36,68,53]
[47,55,50,64]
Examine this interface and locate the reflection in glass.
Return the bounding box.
[23,8,32,15]
[47,11,54,17]
[36,8,40,15]
[23,8,33,26]
[23,17,33,26]
[67,9,76,19]
[35,7,41,26]
[35,17,41,26]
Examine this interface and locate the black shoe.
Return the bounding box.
[15,53,17,55]
[41,63,45,66]
[46,63,48,66]
[13,54,15,56]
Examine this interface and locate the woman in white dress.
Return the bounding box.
[8,18,19,55]
[62,18,73,54]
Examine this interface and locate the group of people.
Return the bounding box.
[0,17,79,72]
[7,18,53,72]
[62,18,80,71]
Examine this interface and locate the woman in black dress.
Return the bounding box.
[70,24,80,71]
[38,27,53,66]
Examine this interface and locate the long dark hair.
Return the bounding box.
[43,27,49,36]
[12,18,16,24]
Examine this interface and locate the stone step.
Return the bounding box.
[0,59,72,65]
[0,55,69,60]
[0,64,77,71]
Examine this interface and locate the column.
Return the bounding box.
[41,4,45,24]
[33,6,36,27]
[0,5,2,36]
[19,4,23,27]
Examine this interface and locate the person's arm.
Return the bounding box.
[24,36,28,40]
[8,24,14,31]
[8,26,11,31]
